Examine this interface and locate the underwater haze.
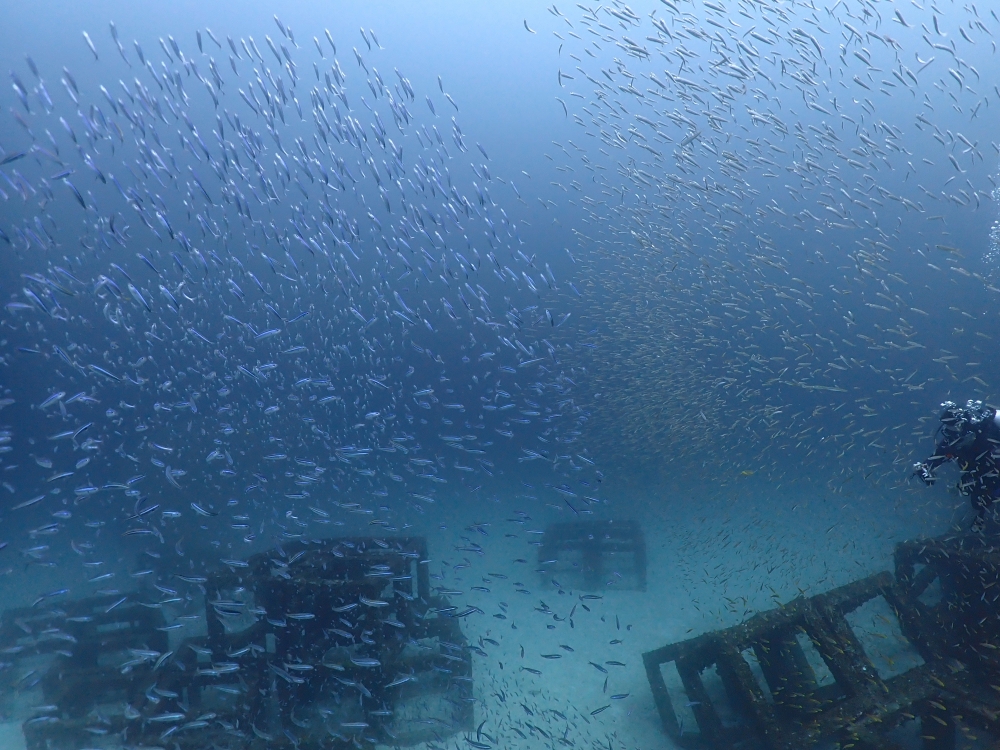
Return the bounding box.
[0,0,998,748]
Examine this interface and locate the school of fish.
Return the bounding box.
[0,0,999,747]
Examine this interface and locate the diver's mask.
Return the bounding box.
[946,430,977,451]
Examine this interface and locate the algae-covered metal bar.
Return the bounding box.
[644,536,1000,749]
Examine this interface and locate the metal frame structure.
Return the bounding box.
[537,519,647,591]
[6,536,474,750]
[643,535,1000,750]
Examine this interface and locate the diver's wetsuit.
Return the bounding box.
[915,402,1000,531]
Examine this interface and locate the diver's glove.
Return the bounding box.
[913,462,936,486]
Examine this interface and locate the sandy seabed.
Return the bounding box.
[0,470,961,749]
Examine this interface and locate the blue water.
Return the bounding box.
[0,1,997,748]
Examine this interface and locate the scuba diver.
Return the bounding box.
[913,399,1000,532]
